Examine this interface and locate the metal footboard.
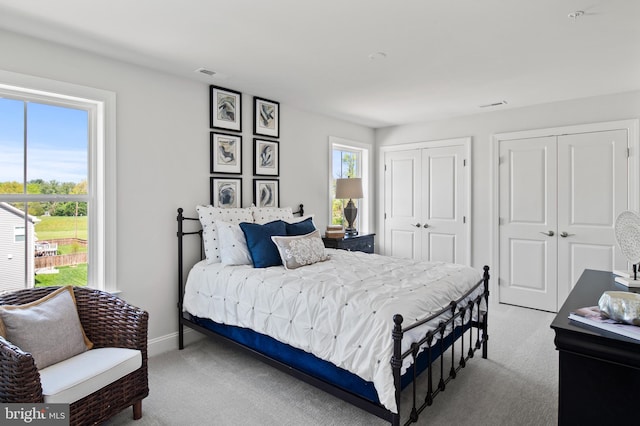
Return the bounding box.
[391,266,490,426]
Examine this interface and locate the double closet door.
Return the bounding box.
[498,127,629,312]
[383,138,469,265]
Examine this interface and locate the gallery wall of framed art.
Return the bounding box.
[208,85,281,208]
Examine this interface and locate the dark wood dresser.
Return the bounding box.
[322,233,375,253]
[550,269,640,425]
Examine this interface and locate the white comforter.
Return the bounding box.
[183,249,483,413]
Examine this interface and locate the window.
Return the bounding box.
[329,137,371,233]
[14,226,25,242]
[0,71,115,291]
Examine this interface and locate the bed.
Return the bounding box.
[177,205,489,426]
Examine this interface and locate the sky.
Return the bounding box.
[0,97,88,184]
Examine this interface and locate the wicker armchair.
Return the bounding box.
[0,286,149,425]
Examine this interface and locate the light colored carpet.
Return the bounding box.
[105,301,558,425]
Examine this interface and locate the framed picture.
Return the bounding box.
[210,132,242,174]
[253,97,279,138]
[254,179,280,208]
[210,85,242,132]
[254,139,279,176]
[210,177,242,208]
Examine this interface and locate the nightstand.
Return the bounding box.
[322,233,375,254]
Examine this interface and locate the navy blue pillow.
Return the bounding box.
[239,220,287,268]
[286,217,316,236]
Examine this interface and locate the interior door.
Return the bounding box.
[421,145,466,263]
[384,149,422,259]
[556,130,628,303]
[498,136,558,311]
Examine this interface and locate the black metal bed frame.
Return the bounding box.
[176,206,490,426]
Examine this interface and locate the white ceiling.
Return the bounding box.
[0,0,639,128]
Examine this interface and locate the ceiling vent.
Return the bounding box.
[479,100,508,108]
[195,68,216,76]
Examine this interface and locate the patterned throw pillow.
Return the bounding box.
[270,230,329,270]
[196,205,253,264]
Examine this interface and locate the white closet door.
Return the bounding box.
[498,136,558,311]
[421,145,466,264]
[556,130,628,303]
[384,149,422,259]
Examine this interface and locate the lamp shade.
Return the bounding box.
[335,178,363,199]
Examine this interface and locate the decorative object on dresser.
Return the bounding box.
[253,179,279,208]
[210,132,242,174]
[335,177,363,236]
[613,210,640,287]
[253,96,279,138]
[210,177,242,208]
[322,233,375,254]
[598,290,640,325]
[177,207,490,426]
[253,138,279,176]
[210,85,242,132]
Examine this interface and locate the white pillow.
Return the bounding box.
[196,205,253,264]
[271,230,329,270]
[251,206,294,224]
[217,221,252,265]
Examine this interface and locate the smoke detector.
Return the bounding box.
[568,10,584,20]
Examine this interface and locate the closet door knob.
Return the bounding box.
[413,223,421,228]
[540,230,555,237]
[560,231,572,238]
[423,224,429,228]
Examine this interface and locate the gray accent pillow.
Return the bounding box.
[271,230,329,270]
[0,286,93,369]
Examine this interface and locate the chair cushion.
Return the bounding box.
[0,286,93,369]
[39,347,142,404]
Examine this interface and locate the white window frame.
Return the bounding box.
[0,70,117,291]
[14,226,25,243]
[328,136,372,234]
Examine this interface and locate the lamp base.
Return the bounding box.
[345,228,358,237]
[343,199,358,237]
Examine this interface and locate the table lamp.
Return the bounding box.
[335,177,363,236]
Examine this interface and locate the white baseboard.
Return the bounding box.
[147,328,204,357]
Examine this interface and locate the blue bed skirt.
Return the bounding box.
[189,315,462,405]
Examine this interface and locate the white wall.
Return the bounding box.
[376,90,640,271]
[0,29,373,353]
